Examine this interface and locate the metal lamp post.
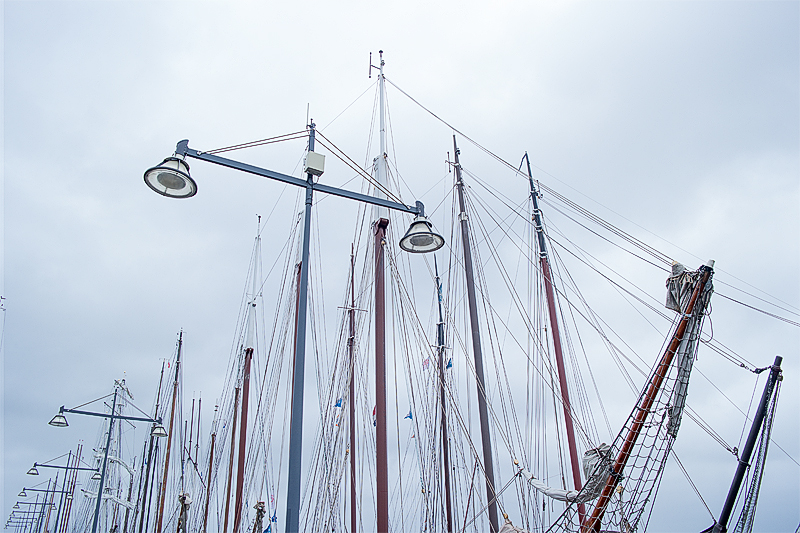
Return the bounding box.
[143,123,444,533]
[49,388,168,533]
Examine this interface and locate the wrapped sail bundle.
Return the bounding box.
[521,443,612,503]
[665,261,714,437]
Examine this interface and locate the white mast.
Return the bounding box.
[373,50,388,222]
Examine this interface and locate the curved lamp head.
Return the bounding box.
[18,490,26,498]
[144,155,197,199]
[26,466,39,476]
[49,412,68,428]
[399,216,445,253]
[12,504,19,510]
[91,471,102,481]
[150,424,168,438]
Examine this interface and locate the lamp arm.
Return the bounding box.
[21,488,71,494]
[175,140,424,216]
[63,407,157,424]
[34,463,98,472]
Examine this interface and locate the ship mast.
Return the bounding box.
[434,258,454,532]
[202,404,218,533]
[155,331,183,533]
[523,153,585,521]
[232,233,260,533]
[138,362,166,533]
[348,245,358,533]
[453,136,499,533]
[371,49,390,533]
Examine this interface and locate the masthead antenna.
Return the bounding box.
[369,49,384,79]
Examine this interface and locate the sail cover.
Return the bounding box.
[521,443,612,503]
[665,261,714,437]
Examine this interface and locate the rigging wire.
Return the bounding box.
[385,75,798,324]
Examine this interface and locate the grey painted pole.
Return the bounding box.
[712,356,783,533]
[91,389,118,533]
[453,136,499,533]
[284,122,316,533]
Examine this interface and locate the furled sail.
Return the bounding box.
[666,261,714,437]
[520,443,612,503]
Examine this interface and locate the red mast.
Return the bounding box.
[524,153,585,521]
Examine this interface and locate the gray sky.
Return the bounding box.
[3,1,799,532]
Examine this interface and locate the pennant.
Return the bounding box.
[422,358,430,370]
[264,526,270,533]
[404,409,412,420]
[446,358,452,369]
[411,432,415,438]
[372,405,377,427]
[334,398,342,408]
[271,514,277,523]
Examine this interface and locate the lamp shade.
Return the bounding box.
[26,466,39,476]
[18,490,26,498]
[13,504,19,510]
[91,472,102,481]
[399,216,445,253]
[49,413,68,427]
[144,155,197,199]
[150,424,168,438]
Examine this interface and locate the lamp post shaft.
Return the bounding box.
[284,123,317,533]
[91,389,118,533]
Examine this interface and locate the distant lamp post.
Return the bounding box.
[49,385,167,533]
[27,466,39,476]
[90,472,102,481]
[13,504,19,510]
[18,490,27,498]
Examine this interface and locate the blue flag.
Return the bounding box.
[271,514,277,522]
[334,398,342,408]
[404,409,412,420]
[446,358,452,369]
[264,526,271,533]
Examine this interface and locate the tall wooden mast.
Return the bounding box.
[348,245,358,533]
[523,153,585,521]
[434,258,454,532]
[233,234,260,533]
[202,405,218,533]
[372,50,390,533]
[138,361,166,533]
[155,331,183,533]
[453,137,499,532]
[222,387,240,533]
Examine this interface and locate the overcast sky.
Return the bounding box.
[3,1,799,532]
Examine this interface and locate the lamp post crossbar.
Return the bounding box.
[33,464,97,473]
[175,140,425,217]
[59,406,163,425]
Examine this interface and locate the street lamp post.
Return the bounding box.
[49,388,168,533]
[144,123,444,533]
